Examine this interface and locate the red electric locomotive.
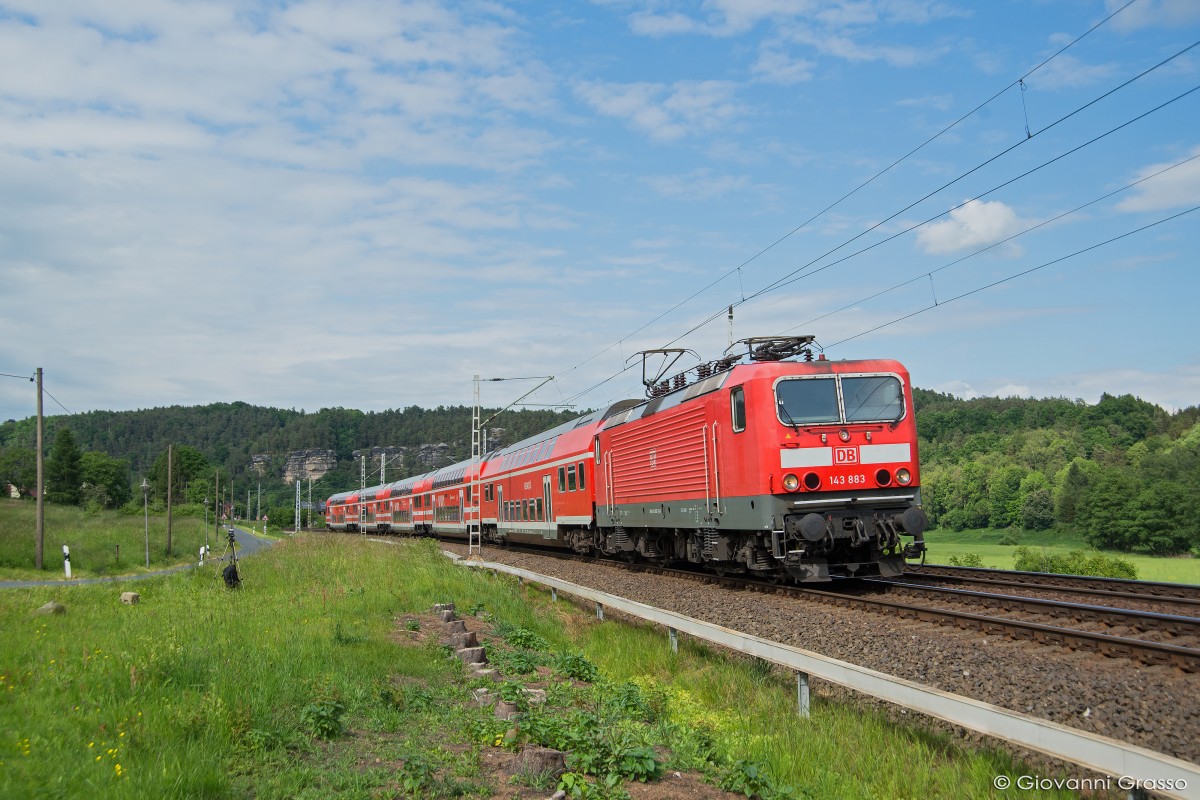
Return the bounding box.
[326,336,927,582]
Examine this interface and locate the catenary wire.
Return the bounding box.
[562,38,1197,408]
[825,205,1200,348]
[783,151,1200,333]
[550,0,1145,383]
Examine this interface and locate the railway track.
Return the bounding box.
[907,562,1200,605]
[476,543,1200,672]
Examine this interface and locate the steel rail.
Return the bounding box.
[446,550,1200,800]
[479,543,1200,671]
[910,563,1200,601]
[863,577,1200,636]
[892,570,1200,611]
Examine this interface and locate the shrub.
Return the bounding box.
[300,696,346,739]
[554,652,599,682]
[946,553,984,567]
[1011,547,1137,579]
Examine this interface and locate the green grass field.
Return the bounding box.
[922,527,1200,584]
[0,533,1080,799]
[0,500,233,581]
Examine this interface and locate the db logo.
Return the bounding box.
[834,446,859,465]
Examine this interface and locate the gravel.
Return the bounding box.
[442,542,1200,765]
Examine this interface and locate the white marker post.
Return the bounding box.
[199,546,206,566]
[62,544,71,579]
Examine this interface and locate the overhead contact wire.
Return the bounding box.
[826,205,1200,348]
[553,0,1144,390]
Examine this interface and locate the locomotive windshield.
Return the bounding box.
[842,376,903,422]
[775,374,903,426]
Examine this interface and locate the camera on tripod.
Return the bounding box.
[227,526,237,545]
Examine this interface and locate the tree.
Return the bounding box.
[150,445,211,504]
[0,446,36,497]
[45,427,83,505]
[1020,487,1055,530]
[80,451,132,509]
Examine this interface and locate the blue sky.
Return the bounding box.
[2,0,1198,426]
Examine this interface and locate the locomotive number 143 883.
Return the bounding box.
[827,473,867,486]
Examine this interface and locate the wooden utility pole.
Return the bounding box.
[166,444,173,555]
[214,468,220,533]
[35,367,44,570]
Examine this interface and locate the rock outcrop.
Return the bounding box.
[282,449,338,485]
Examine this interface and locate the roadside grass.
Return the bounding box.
[0,500,218,581]
[922,527,1200,584]
[0,535,1078,799]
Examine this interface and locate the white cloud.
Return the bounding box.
[751,45,815,84]
[643,169,752,199]
[1106,0,1200,32]
[1116,147,1200,212]
[574,80,742,141]
[1024,54,1118,91]
[628,11,701,36]
[916,199,1026,255]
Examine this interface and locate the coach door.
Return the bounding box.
[497,485,505,533]
[542,475,553,539]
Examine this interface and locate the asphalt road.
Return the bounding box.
[0,526,276,589]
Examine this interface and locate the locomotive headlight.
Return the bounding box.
[838,429,850,442]
[896,468,912,485]
[782,473,800,492]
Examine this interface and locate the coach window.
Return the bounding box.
[577,462,586,490]
[558,466,566,493]
[535,498,543,520]
[731,386,746,432]
[567,464,577,492]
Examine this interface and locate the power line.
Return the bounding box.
[783,151,1200,334]
[825,205,1200,348]
[758,81,1200,299]
[551,0,1148,385]
[746,41,1200,303]
[41,386,72,415]
[647,68,1198,363]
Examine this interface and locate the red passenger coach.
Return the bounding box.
[326,336,927,582]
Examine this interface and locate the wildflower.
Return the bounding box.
[88,742,94,748]
[95,756,102,762]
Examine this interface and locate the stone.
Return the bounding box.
[524,688,547,705]
[447,632,479,650]
[515,746,565,780]
[35,601,65,616]
[120,592,140,605]
[281,449,338,485]
[472,667,499,680]
[439,610,456,623]
[456,646,486,664]
[494,700,519,720]
[444,619,467,634]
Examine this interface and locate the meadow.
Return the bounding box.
[0,530,1083,799]
[922,527,1200,584]
[0,500,246,581]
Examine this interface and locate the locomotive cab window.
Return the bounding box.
[775,377,840,425]
[731,386,746,432]
[842,375,903,422]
